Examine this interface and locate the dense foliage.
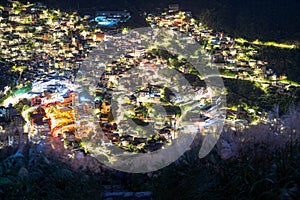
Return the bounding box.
[256,48,300,83]
[224,79,295,115]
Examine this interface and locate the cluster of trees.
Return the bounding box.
[224,78,295,115]
[256,47,300,83]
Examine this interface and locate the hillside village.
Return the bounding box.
[146,6,298,120]
[0,1,299,200]
[0,1,298,155]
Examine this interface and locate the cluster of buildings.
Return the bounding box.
[0,1,104,94]
[83,34,216,152]
[88,55,177,152]
[6,80,76,142]
[0,1,109,148]
[146,9,298,121]
[146,10,266,78]
[0,2,219,152]
[0,1,135,150]
[1,1,297,152]
[146,9,298,83]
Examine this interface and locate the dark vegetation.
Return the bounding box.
[0,141,103,199]
[256,48,300,83]
[144,141,300,199]
[224,79,295,115]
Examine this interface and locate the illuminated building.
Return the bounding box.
[94,10,131,26]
